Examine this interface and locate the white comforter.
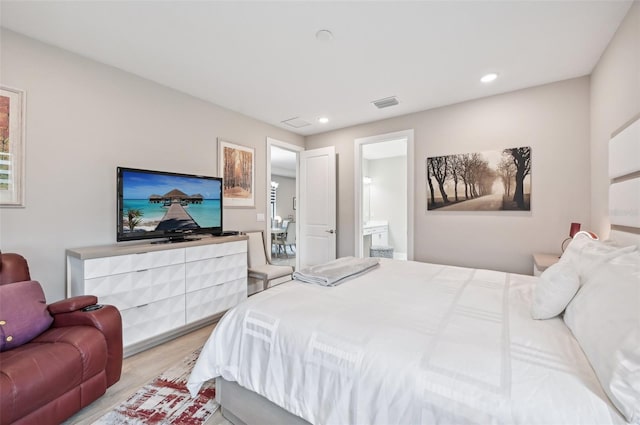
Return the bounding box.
[187,259,626,425]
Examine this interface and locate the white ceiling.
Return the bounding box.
[0,1,632,136]
[363,139,407,160]
[271,145,296,178]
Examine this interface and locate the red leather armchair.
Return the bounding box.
[0,253,123,425]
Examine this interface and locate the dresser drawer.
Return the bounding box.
[121,294,186,347]
[185,252,247,292]
[185,277,247,323]
[185,240,246,262]
[85,264,185,310]
[84,248,185,279]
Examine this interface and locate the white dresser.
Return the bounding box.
[66,235,248,356]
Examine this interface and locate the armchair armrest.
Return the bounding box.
[48,295,98,314]
[52,304,123,387]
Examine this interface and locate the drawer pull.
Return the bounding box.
[136,304,149,308]
[136,269,148,273]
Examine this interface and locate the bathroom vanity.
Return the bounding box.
[363,220,389,256]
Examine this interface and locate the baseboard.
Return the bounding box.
[393,252,408,260]
[123,313,224,357]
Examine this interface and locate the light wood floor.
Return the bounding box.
[64,324,231,425]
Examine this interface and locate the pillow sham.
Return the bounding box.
[0,280,53,351]
[563,250,640,423]
[531,262,580,320]
[559,235,637,281]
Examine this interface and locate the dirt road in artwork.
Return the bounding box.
[436,193,504,211]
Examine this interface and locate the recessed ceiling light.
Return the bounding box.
[318,117,329,124]
[315,29,334,42]
[481,73,499,83]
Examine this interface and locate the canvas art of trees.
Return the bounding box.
[223,146,253,199]
[427,146,531,211]
[0,95,10,192]
[0,87,25,206]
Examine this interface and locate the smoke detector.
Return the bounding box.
[315,29,334,41]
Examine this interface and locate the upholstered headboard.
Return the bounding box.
[609,113,640,247]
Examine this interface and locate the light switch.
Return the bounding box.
[257,213,265,222]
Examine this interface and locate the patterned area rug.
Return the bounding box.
[94,349,217,425]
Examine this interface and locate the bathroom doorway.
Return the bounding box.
[354,130,414,260]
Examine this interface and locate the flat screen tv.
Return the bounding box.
[117,167,223,242]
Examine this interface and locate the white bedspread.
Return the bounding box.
[187,259,627,425]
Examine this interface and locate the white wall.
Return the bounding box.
[0,30,304,301]
[307,77,591,275]
[363,159,371,223]
[368,156,407,255]
[590,1,640,238]
[272,174,296,222]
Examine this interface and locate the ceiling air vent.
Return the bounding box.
[281,117,311,128]
[372,96,399,109]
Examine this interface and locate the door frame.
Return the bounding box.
[354,129,414,260]
[266,137,304,269]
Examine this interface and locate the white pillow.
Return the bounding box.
[531,262,580,320]
[559,235,637,280]
[563,250,640,423]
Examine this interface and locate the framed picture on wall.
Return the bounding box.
[426,146,531,212]
[0,85,26,207]
[218,139,255,208]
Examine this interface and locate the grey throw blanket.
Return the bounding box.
[293,256,380,286]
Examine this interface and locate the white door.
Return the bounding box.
[299,146,336,268]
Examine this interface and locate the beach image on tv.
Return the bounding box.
[121,170,221,234]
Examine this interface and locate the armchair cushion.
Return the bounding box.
[0,280,53,351]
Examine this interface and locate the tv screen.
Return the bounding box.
[117,167,223,242]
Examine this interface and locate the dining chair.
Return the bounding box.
[246,231,294,291]
[272,219,289,256]
[274,221,296,258]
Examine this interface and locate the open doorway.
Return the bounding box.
[266,138,303,270]
[354,130,414,260]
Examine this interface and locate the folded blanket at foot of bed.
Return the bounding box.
[292,256,379,286]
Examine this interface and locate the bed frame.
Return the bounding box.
[215,113,640,425]
[608,112,640,247]
[216,377,310,425]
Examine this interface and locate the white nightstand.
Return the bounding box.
[533,253,561,276]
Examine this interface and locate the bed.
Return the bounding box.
[187,115,640,425]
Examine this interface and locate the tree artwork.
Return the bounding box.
[219,140,255,207]
[504,147,531,209]
[0,95,10,192]
[426,146,531,211]
[497,155,516,198]
[428,156,449,204]
[223,147,252,195]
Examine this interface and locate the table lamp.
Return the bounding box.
[561,223,598,253]
[561,222,581,253]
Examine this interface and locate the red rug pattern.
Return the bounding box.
[94,349,217,425]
